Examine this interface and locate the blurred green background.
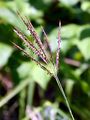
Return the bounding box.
[0,0,90,120]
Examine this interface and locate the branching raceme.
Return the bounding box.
[13,12,75,120]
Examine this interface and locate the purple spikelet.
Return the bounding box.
[56,21,61,71]
[17,12,48,63]
[12,42,52,75]
[14,28,47,63]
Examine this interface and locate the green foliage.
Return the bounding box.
[17,62,51,89]
[0,0,90,120]
[0,43,13,68]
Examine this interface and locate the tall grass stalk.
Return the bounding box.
[54,75,75,120]
[13,12,75,120]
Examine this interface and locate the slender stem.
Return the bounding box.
[19,89,26,120]
[54,75,75,120]
[27,80,35,106]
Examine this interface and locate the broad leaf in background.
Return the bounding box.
[61,24,79,39]
[0,43,13,68]
[48,24,80,54]
[0,8,19,26]
[77,38,90,60]
[81,1,90,13]
[0,1,43,24]
[17,62,51,89]
[48,28,58,52]
[0,8,27,33]
[60,0,79,6]
[79,25,90,40]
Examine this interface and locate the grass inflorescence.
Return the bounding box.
[13,12,75,120]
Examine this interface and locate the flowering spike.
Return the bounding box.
[56,21,61,71]
[17,11,27,26]
[12,42,52,75]
[17,12,48,62]
[27,18,48,61]
[14,28,48,64]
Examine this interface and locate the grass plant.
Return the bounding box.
[12,12,75,120]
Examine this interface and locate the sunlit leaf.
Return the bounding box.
[61,24,79,39]
[65,79,75,97]
[48,28,58,52]
[81,1,90,13]
[0,43,13,68]
[76,38,90,60]
[17,62,51,89]
[59,0,79,6]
